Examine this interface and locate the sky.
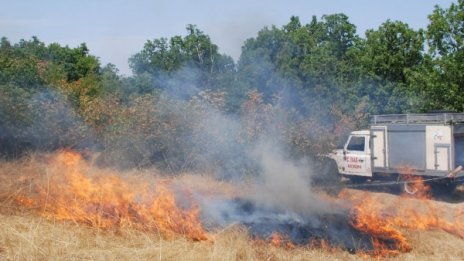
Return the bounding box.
[0,0,456,75]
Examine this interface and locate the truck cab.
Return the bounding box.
[332,130,372,178]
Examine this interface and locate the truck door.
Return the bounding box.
[435,144,450,171]
[371,126,387,168]
[343,135,372,177]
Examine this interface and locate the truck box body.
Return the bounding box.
[370,114,464,177]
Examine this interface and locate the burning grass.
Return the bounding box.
[1,150,464,260]
[3,150,209,241]
[337,173,464,257]
[1,208,464,260]
[340,186,464,257]
[0,214,364,260]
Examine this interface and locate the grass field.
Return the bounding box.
[2,211,464,260]
[1,152,464,260]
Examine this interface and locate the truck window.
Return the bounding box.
[347,136,365,151]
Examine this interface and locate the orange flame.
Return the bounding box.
[268,232,295,249]
[15,150,209,241]
[340,187,464,257]
[399,167,432,199]
[9,150,464,257]
[349,196,412,256]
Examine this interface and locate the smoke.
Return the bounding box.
[117,62,341,237]
[156,66,203,100]
[0,87,94,157]
[250,139,338,216]
[133,60,343,218]
[191,127,342,231]
[1,49,347,246]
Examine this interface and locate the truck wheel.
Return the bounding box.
[400,175,426,195]
[403,182,419,195]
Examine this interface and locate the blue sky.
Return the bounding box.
[0,0,455,75]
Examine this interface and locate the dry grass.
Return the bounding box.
[1,152,464,260]
[0,213,360,261]
[1,212,464,260]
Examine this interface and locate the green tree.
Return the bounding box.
[238,14,362,115]
[359,21,424,113]
[411,0,464,112]
[129,25,235,94]
[361,21,424,83]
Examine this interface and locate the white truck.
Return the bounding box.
[331,113,464,193]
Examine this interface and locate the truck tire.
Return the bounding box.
[399,175,426,195]
[403,182,419,195]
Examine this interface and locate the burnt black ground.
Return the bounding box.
[205,197,402,253]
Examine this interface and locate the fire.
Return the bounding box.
[349,196,412,256]
[399,168,432,199]
[268,232,295,249]
[8,150,464,257]
[341,187,464,256]
[14,150,209,241]
[269,232,283,246]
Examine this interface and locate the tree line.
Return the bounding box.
[1,1,463,172]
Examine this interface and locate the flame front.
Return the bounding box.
[9,151,464,257]
[349,196,412,256]
[341,183,464,256]
[16,150,209,241]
